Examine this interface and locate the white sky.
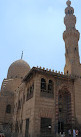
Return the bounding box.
[0,0,81,87]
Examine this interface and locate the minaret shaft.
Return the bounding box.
[63,0,80,76]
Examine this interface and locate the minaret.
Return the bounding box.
[63,0,80,76]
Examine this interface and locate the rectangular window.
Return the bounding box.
[40,118,52,135]
[26,84,34,101]
[25,119,29,137]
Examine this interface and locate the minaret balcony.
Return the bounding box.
[63,29,80,41]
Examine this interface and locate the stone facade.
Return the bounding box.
[0,0,81,137]
[13,68,75,137]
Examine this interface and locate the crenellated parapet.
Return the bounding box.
[35,66,81,78]
[35,66,64,75]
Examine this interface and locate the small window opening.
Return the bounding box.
[67,71,68,74]
[71,10,72,14]
[66,49,68,54]
[6,104,11,114]
[59,108,62,112]
[41,78,46,92]
[26,83,34,101]
[48,80,53,94]
[25,119,29,137]
[68,10,70,14]
[59,95,62,99]
[18,100,21,109]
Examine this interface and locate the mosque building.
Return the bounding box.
[0,0,81,137]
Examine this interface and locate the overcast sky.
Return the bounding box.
[0,0,81,87]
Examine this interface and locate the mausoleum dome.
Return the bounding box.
[7,59,30,79]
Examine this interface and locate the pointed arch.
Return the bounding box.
[58,87,72,133]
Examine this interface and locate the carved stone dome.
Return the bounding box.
[7,59,30,79]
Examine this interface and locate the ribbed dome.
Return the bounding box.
[7,59,30,79]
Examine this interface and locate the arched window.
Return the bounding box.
[48,80,53,94]
[6,104,11,113]
[41,78,46,92]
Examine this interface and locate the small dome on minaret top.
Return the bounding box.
[66,0,71,7]
[65,0,74,15]
[64,0,76,30]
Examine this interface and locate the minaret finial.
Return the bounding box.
[21,51,23,60]
[66,0,71,7]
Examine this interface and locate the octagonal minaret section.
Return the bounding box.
[63,0,80,76]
